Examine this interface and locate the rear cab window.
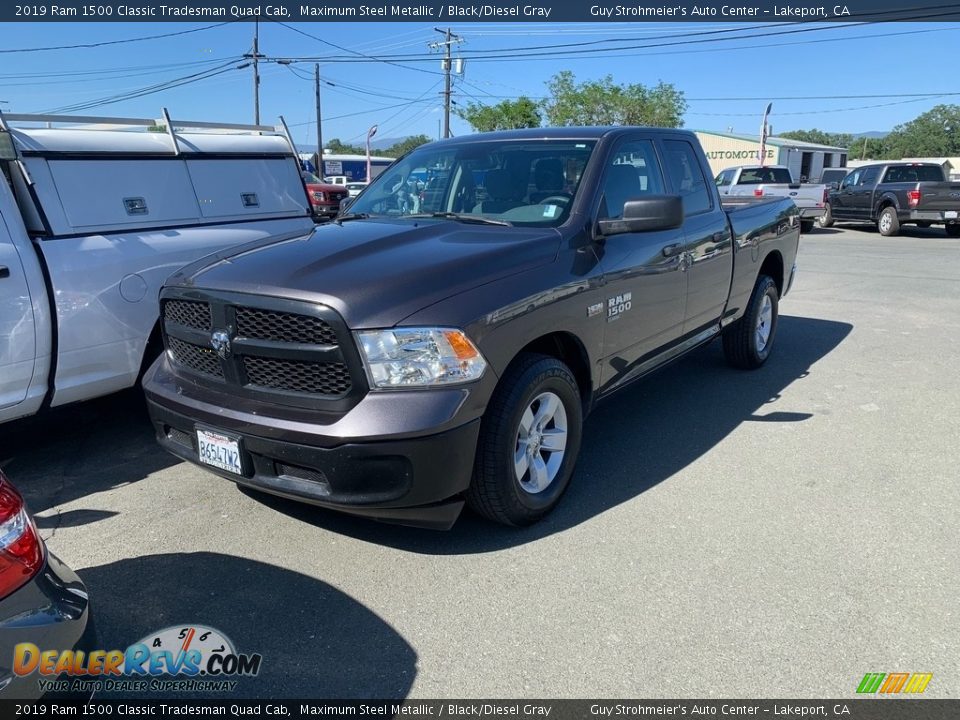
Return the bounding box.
[882,165,945,183]
[735,167,793,185]
[662,139,712,216]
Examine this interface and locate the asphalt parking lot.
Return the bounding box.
[2,223,958,699]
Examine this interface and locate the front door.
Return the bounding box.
[661,138,733,335]
[831,168,861,219]
[848,165,881,219]
[596,136,688,389]
[0,213,36,410]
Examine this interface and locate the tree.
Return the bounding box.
[778,129,855,149]
[883,104,960,158]
[383,134,432,157]
[456,97,542,132]
[325,138,365,155]
[542,71,686,128]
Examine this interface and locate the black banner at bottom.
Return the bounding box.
[2,700,958,720]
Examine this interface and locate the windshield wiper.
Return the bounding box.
[406,212,513,227]
[334,212,370,224]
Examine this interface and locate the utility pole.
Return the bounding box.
[431,28,463,139]
[243,21,263,125]
[314,63,323,176]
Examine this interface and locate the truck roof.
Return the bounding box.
[9,128,294,157]
[425,126,699,145]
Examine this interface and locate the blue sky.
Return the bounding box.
[1,21,957,148]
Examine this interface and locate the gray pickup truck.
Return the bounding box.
[143,128,800,529]
[822,162,960,236]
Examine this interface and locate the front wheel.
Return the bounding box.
[723,275,779,370]
[467,354,583,526]
[800,219,815,234]
[878,206,900,236]
[819,203,834,228]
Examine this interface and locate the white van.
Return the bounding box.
[0,110,315,423]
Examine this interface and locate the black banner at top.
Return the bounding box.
[3,0,960,23]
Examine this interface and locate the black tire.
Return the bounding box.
[878,206,900,236]
[946,225,960,238]
[819,202,834,228]
[467,353,583,527]
[800,219,815,234]
[722,275,779,370]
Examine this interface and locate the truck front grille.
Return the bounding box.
[168,337,223,378]
[235,307,337,345]
[243,357,352,396]
[164,299,212,331]
[161,291,366,411]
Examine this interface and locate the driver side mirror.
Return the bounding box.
[597,195,684,237]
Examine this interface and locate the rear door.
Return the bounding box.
[661,138,733,334]
[831,168,861,218]
[596,135,688,388]
[0,212,36,410]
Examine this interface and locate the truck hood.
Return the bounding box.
[167,218,561,328]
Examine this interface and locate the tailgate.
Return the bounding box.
[758,184,824,208]
[915,182,960,212]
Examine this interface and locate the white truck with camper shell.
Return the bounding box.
[0,110,314,424]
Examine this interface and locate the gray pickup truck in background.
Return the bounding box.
[821,162,960,237]
[143,127,800,530]
[716,164,827,234]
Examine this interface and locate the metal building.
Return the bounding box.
[695,131,848,182]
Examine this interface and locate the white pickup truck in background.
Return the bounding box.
[715,164,828,233]
[0,110,315,424]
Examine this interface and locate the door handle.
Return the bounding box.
[0,266,9,279]
[662,243,683,258]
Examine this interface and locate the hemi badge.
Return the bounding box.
[587,302,604,318]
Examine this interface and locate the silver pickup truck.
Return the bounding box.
[716,165,827,234]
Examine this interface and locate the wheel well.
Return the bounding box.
[517,332,593,409]
[759,251,784,297]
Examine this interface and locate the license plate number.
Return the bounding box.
[196,428,243,476]
[945,211,958,219]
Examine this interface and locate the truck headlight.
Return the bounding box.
[356,328,487,388]
[312,191,325,201]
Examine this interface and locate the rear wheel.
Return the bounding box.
[819,203,834,228]
[723,275,779,370]
[946,225,960,238]
[878,206,900,236]
[467,353,583,526]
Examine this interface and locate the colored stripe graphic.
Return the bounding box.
[880,673,910,693]
[857,673,886,694]
[903,673,933,694]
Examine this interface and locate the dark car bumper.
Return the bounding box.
[143,360,485,530]
[310,203,341,219]
[909,210,960,223]
[0,553,96,700]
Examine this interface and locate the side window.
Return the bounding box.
[663,139,712,216]
[859,167,881,186]
[600,139,664,220]
[840,170,860,190]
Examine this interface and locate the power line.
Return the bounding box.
[0,23,230,54]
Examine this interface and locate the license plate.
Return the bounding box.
[196,428,243,476]
[945,211,958,219]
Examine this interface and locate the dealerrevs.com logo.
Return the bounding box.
[14,625,262,694]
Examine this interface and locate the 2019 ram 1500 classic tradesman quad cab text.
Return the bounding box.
[143,128,800,529]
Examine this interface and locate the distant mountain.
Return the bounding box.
[369,136,411,151]
[851,131,889,139]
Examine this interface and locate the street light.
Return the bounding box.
[366,124,378,182]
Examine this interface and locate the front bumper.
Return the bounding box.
[143,359,485,530]
[0,553,97,700]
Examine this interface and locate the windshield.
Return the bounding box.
[736,167,793,184]
[301,171,322,184]
[346,139,596,226]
